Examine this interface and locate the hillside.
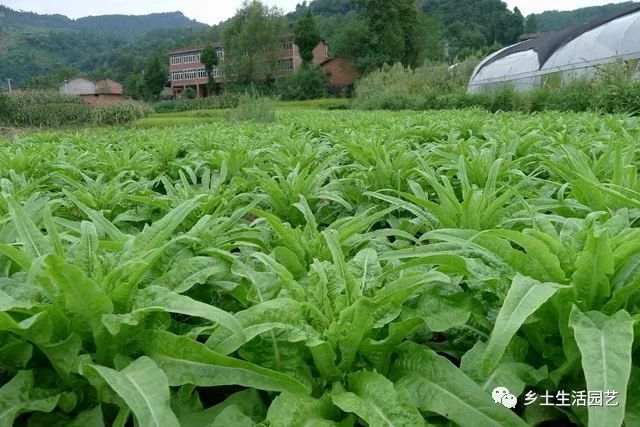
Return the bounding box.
[534,1,639,32]
[0,5,210,86]
[0,6,206,37]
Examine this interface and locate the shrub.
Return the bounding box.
[3,102,92,127]
[0,90,87,127]
[0,90,151,127]
[352,60,478,109]
[152,93,241,113]
[274,66,329,100]
[183,87,197,99]
[353,60,640,115]
[92,103,153,126]
[228,95,276,123]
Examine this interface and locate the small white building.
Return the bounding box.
[59,77,96,96]
[59,77,124,105]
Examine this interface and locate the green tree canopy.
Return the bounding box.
[525,14,538,33]
[294,9,321,65]
[142,52,167,100]
[223,0,286,85]
[421,0,524,58]
[201,44,219,95]
[341,0,425,72]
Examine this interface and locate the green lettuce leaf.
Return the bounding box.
[390,343,527,427]
[331,370,424,427]
[83,356,180,427]
[569,305,634,427]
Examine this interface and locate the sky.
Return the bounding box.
[1,0,634,25]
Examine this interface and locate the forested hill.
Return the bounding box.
[534,2,639,32]
[0,5,210,88]
[0,6,206,38]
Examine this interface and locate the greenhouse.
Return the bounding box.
[468,4,640,93]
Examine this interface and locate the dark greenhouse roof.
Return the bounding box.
[478,3,640,73]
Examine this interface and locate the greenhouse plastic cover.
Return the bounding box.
[468,4,640,92]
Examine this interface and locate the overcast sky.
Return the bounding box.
[2,0,633,25]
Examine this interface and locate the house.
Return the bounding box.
[59,77,124,105]
[168,36,329,98]
[319,56,361,94]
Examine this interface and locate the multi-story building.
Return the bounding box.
[168,36,329,98]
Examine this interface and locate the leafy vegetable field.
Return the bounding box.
[0,109,638,426]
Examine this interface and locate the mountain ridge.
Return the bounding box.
[0,6,207,37]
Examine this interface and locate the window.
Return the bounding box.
[279,58,294,71]
[281,41,293,51]
[212,67,223,77]
[216,48,224,60]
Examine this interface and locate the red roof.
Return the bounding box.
[319,55,348,67]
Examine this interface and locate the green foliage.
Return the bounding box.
[352,61,477,107]
[294,9,321,64]
[201,45,220,95]
[534,2,639,32]
[223,1,286,85]
[349,0,425,71]
[421,0,524,58]
[1,84,639,427]
[0,5,208,86]
[152,94,241,112]
[91,103,153,126]
[0,91,150,127]
[182,87,197,100]
[276,98,349,109]
[143,52,168,101]
[274,66,329,100]
[353,61,640,115]
[524,14,538,33]
[228,94,276,123]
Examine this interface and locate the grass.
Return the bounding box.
[128,109,229,128]
[130,99,347,128]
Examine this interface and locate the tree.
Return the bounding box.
[124,72,145,99]
[21,75,54,90]
[53,66,79,84]
[525,14,538,33]
[142,52,167,100]
[350,0,424,71]
[294,9,321,66]
[201,44,219,96]
[223,1,286,85]
[420,0,525,58]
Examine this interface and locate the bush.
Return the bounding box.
[152,93,241,113]
[228,95,276,123]
[9,103,92,127]
[353,60,640,115]
[274,66,329,100]
[352,60,478,109]
[0,91,151,127]
[92,103,153,126]
[183,87,197,99]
